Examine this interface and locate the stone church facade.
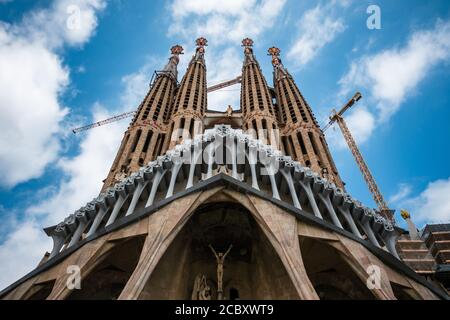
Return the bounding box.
[1,38,447,300]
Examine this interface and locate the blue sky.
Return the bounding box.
[0,0,450,289]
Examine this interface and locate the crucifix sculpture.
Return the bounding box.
[209,244,233,300]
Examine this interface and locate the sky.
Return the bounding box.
[0,0,450,290]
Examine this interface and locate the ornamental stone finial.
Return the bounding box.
[400,209,420,240]
[194,38,207,60]
[170,44,184,56]
[196,37,208,47]
[242,38,254,60]
[268,46,282,67]
[242,38,254,47]
[268,46,280,57]
[400,209,410,220]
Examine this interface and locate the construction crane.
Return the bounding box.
[72,111,136,134]
[323,92,393,220]
[72,75,242,134]
[207,76,242,92]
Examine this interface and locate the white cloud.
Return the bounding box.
[344,107,376,145]
[389,183,412,204]
[326,106,376,148]
[0,220,51,291]
[0,29,69,187]
[27,106,127,224]
[169,0,287,44]
[16,0,106,49]
[287,2,347,68]
[0,108,125,290]
[0,63,149,290]
[338,20,450,146]
[0,0,107,290]
[0,0,105,188]
[171,0,254,18]
[401,177,450,226]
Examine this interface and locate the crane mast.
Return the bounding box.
[324,93,393,220]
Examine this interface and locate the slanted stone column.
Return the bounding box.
[145,168,166,207]
[244,193,319,300]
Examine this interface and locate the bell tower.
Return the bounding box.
[240,38,279,147]
[167,37,208,149]
[268,47,344,189]
[101,45,183,191]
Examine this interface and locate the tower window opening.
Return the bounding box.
[288,135,296,159]
[131,130,142,153]
[282,136,289,156]
[247,68,255,112]
[297,132,308,155]
[164,87,175,122]
[252,119,258,139]
[308,132,319,156]
[142,79,163,121]
[142,130,153,154]
[155,134,165,157]
[261,119,267,130]
[282,82,297,123]
[153,79,169,121]
[288,81,308,123]
[189,118,194,140]
[179,118,185,131]
[261,119,268,143]
[152,134,160,159]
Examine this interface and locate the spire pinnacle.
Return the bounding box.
[268,46,288,78]
[196,37,208,48]
[170,44,184,56]
[241,38,255,64]
[242,37,254,48]
[268,46,281,66]
[242,38,254,54]
[193,37,207,63]
[163,45,184,80]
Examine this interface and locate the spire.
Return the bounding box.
[162,44,184,81]
[240,38,277,145]
[101,45,182,191]
[168,37,208,149]
[268,46,289,81]
[242,37,256,64]
[191,37,208,64]
[269,46,344,189]
[268,46,318,126]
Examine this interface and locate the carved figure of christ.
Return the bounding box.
[209,244,233,300]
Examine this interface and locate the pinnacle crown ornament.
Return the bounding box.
[195,37,208,47]
[170,45,184,55]
[241,37,254,47]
